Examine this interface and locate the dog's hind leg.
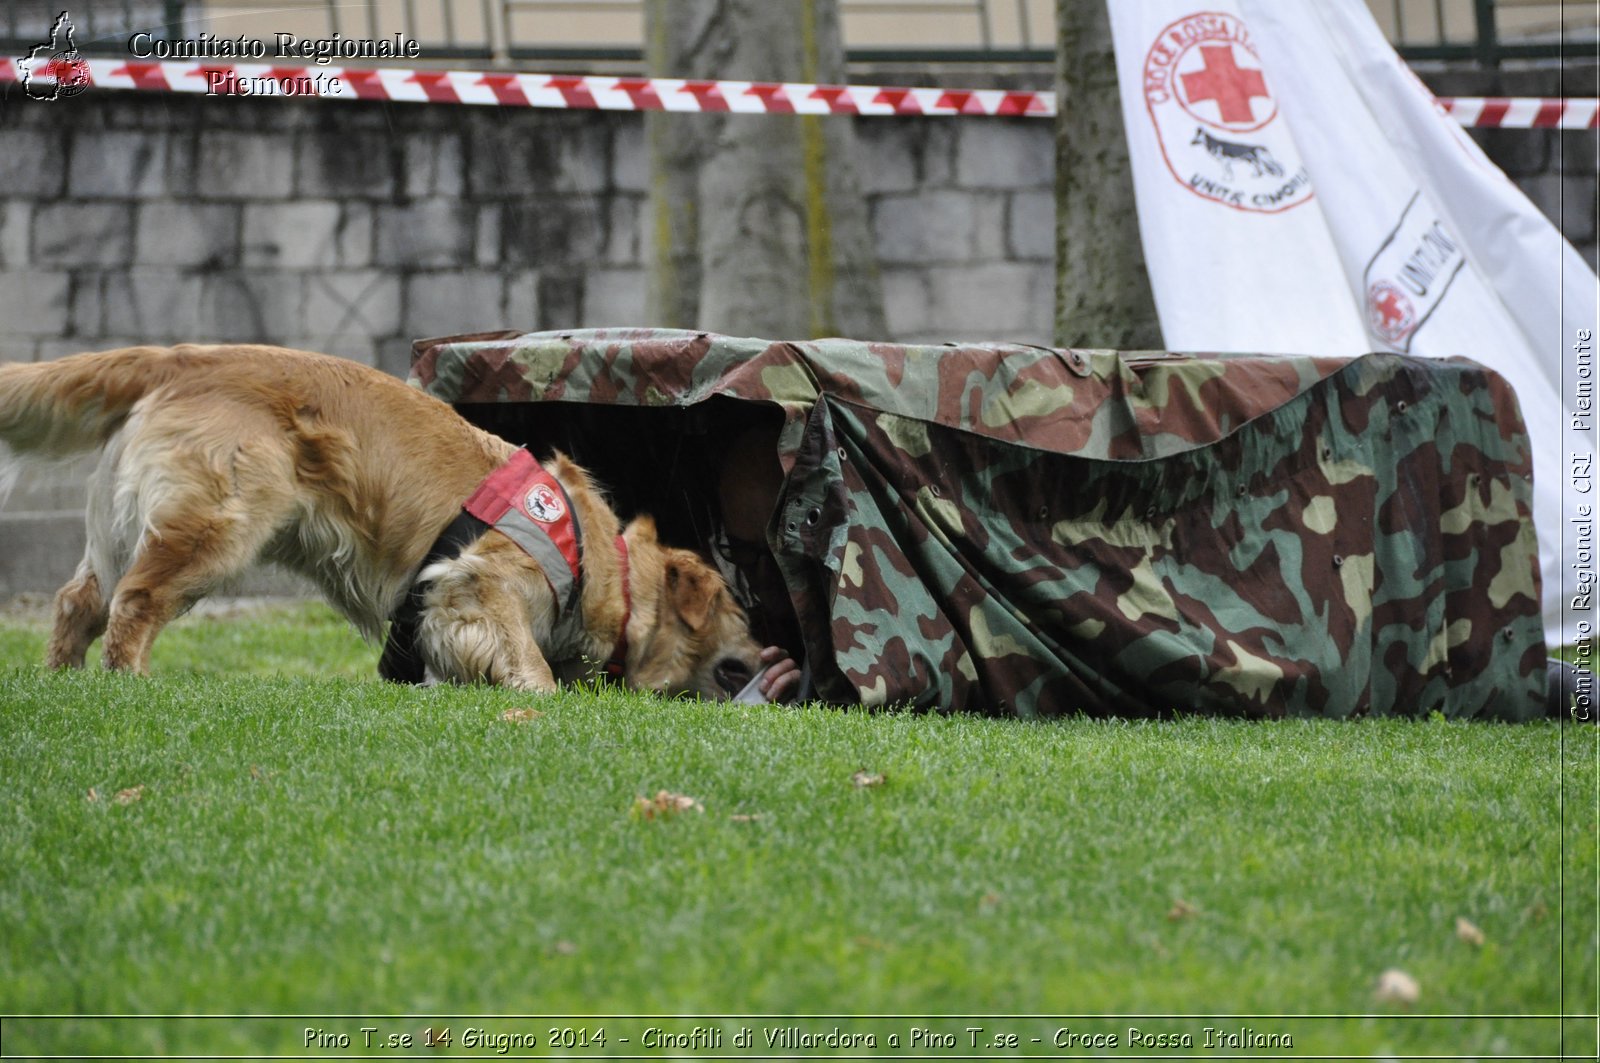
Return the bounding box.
[46,561,106,669]
[100,500,289,674]
[98,434,298,675]
[47,446,123,669]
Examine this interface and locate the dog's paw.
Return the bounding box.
[504,672,559,695]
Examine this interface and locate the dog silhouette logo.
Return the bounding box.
[20,11,92,101]
[524,484,566,524]
[1190,127,1285,181]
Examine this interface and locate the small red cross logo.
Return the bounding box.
[1181,45,1270,125]
[43,53,89,88]
[525,483,565,523]
[1375,289,1407,329]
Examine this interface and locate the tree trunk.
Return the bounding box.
[645,0,886,338]
[643,0,720,329]
[1055,0,1163,348]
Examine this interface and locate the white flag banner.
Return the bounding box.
[1107,0,1599,645]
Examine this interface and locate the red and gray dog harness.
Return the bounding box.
[462,449,584,614]
[379,449,630,685]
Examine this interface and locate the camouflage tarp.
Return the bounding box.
[410,328,1546,721]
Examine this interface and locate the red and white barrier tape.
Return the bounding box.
[5,57,1051,115]
[1442,95,1600,129]
[6,57,1598,127]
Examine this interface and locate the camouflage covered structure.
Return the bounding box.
[410,328,1547,721]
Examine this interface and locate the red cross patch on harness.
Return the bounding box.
[463,450,583,611]
[523,482,566,524]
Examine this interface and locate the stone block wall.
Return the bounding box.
[861,120,1056,342]
[0,97,656,377]
[0,94,1060,379]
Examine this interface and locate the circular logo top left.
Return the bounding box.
[22,11,93,101]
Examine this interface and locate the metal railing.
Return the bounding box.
[1,0,1591,67]
[1370,0,1594,65]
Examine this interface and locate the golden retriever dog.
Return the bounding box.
[0,343,775,697]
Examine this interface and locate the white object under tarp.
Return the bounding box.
[1106,0,1599,645]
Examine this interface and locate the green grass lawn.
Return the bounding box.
[0,603,1594,1059]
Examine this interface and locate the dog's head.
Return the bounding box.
[414,510,767,699]
[628,537,764,701]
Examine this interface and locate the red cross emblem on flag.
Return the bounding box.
[1375,289,1406,328]
[1141,11,1310,214]
[1180,44,1271,126]
[1367,281,1417,344]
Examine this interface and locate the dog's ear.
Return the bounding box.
[665,554,716,633]
[626,515,658,544]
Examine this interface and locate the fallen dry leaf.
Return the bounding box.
[501,707,544,723]
[85,787,99,803]
[978,891,1003,913]
[551,940,577,956]
[631,790,704,819]
[1167,898,1199,922]
[850,770,886,788]
[729,813,765,823]
[1455,916,1485,947]
[1375,968,1420,1006]
[114,785,145,806]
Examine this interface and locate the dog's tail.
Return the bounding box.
[0,346,191,458]
[0,346,187,503]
